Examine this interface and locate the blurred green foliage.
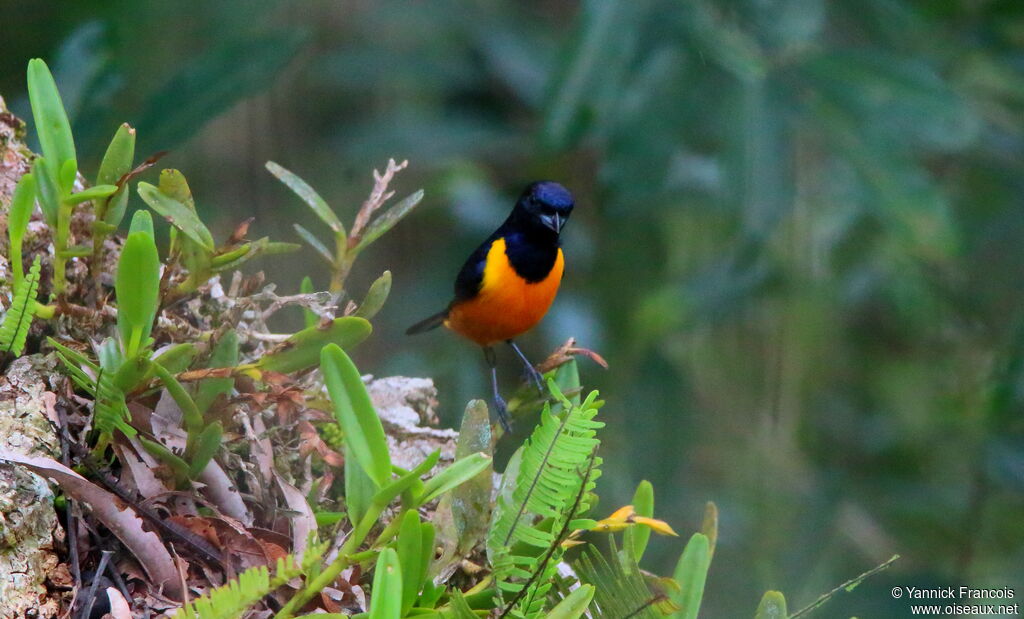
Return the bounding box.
[5,0,1024,614]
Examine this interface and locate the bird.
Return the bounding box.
[407,181,575,432]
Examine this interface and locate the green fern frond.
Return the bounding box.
[487,385,604,615]
[175,554,301,619]
[0,256,42,357]
[573,538,674,619]
[92,367,136,438]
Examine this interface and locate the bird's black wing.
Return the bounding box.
[453,236,495,302]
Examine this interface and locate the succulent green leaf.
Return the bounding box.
[754,591,788,619]
[668,533,711,619]
[195,330,238,414]
[354,270,392,320]
[292,223,334,264]
[321,343,391,487]
[353,189,424,254]
[417,452,492,506]
[299,276,317,329]
[396,510,426,615]
[547,584,595,619]
[116,216,161,358]
[65,184,117,205]
[257,317,371,374]
[345,443,376,527]
[152,361,203,435]
[7,173,36,288]
[266,161,345,235]
[625,480,654,563]
[137,181,215,251]
[157,169,195,210]
[187,421,224,478]
[27,58,76,195]
[96,123,136,226]
[31,157,59,227]
[128,208,155,236]
[151,343,197,375]
[139,436,190,485]
[368,547,403,619]
[58,158,77,195]
[370,451,439,510]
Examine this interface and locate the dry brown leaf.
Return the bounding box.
[274,472,317,556]
[0,449,184,601]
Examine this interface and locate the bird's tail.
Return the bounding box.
[406,309,448,335]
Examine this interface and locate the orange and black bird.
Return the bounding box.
[407,181,575,431]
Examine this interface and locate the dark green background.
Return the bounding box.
[4,0,1024,615]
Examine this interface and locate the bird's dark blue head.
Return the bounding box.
[514,181,575,235]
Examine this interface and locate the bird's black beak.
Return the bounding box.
[540,213,562,233]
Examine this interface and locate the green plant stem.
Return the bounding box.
[53,199,73,296]
[329,233,351,294]
[274,503,406,618]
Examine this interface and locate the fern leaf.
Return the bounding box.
[0,256,41,357]
[487,386,604,615]
[175,554,301,619]
[573,538,673,619]
[93,367,136,438]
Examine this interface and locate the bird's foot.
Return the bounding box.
[524,364,546,395]
[493,394,513,434]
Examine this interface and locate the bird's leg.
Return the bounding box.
[507,339,545,394]
[484,346,512,433]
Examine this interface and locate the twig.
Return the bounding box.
[79,549,113,619]
[349,158,408,242]
[65,440,224,566]
[789,554,900,619]
[55,403,82,588]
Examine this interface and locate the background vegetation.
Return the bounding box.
[4,0,1023,614]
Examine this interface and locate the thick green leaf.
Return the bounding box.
[7,173,36,287]
[152,362,203,435]
[266,161,345,235]
[669,533,711,619]
[753,591,787,619]
[27,58,76,195]
[257,317,372,374]
[368,547,403,619]
[547,584,595,619]
[152,343,197,374]
[292,223,334,264]
[353,189,425,253]
[299,276,317,329]
[157,169,195,210]
[116,214,161,358]
[321,343,391,487]
[139,436,190,484]
[137,181,215,251]
[65,184,117,205]
[129,208,155,236]
[187,421,223,478]
[354,270,392,320]
[96,123,136,225]
[195,330,238,414]
[345,443,376,527]
[625,480,654,563]
[396,510,425,615]
[417,452,492,506]
[370,451,440,511]
[31,157,60,227]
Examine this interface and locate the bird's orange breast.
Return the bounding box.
[445,238,564,345]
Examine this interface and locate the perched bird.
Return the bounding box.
[407,181,575,431]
